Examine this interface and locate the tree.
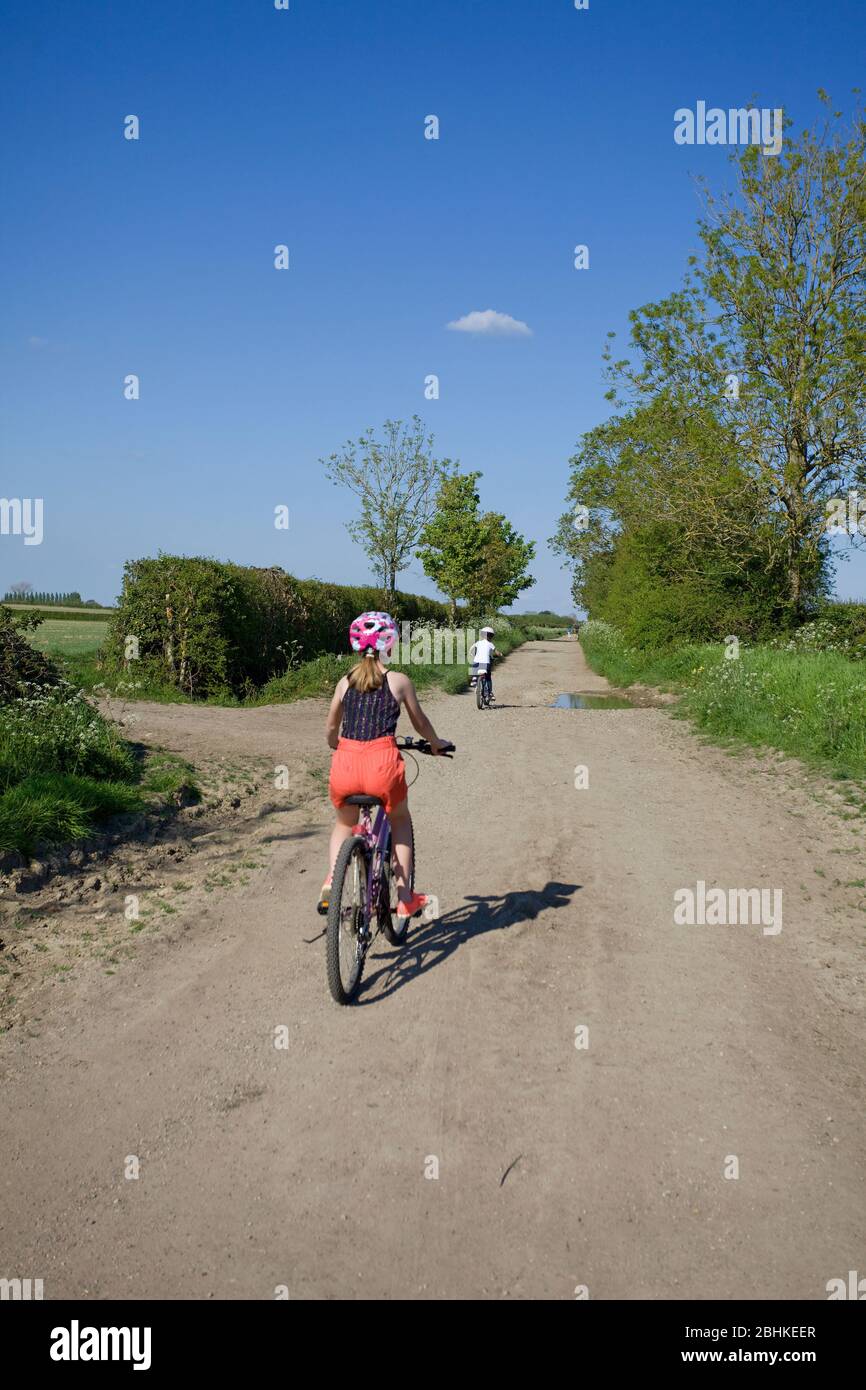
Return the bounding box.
[320,416,452,602]
[416,472,487,622]
[602,97,866,619]
[466,512,536,614]
[551,393,817,643]
[418,471,537,619]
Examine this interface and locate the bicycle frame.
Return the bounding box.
[474,665,492,707]
[352,802,391,932]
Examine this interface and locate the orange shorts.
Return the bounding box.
[329,736,408,816]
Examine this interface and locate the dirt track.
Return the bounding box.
[1,638,865,1300]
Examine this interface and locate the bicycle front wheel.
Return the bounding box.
[326,836,369,1004]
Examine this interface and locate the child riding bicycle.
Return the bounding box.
[468,627,501,701]
[320,611,448,917]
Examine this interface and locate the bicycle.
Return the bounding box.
[325,735,455,1004]
[475,667,492,710]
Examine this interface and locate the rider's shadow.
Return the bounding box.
[357,880,581,1003]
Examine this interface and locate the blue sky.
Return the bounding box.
[2,0,864,610]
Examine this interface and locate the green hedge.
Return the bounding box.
[294,579,452,654]
[105,555,455,698]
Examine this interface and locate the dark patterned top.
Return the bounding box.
[341,671,400,741]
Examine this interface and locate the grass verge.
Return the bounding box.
[580,619,866,785]
[0,685,200,857]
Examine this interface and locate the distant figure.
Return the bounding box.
[469,626,501,701]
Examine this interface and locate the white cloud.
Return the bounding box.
[28,336,48,349]
[446,309,532,337]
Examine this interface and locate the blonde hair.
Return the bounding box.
[347,652,385,693]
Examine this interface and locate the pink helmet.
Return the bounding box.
[349,611,399,657]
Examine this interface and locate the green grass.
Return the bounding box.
[21,626,201,702]
[0,684,200,855]
[0,773,142,855]
[580,621,723,690]
[60,656,196,702]
[27,619,110,657]
[138,751,199,800]
[685,647,866,779]
[581,619,866,784]
[0,686,137,787]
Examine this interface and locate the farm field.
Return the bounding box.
[26,619,109,658]
[3,604,113,616]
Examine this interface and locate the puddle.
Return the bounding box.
[550,692,633,709]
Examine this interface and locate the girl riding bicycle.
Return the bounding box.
[319,611,448,917]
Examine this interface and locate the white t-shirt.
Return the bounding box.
[470,638,495,668]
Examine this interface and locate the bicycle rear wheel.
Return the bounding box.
[381,817,415,945]
[476,676,484,709]
[326,836,369,1003]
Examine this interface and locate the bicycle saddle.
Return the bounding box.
[344,794,384,807]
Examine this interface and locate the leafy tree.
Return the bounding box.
[551,393,818,643]
[321,416,453,601]
[416,472,487,622]
[466,512,536,614]
[602,97,866,618]
[418,471,536,619]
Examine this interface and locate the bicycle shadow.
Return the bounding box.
[356,880,581,1004]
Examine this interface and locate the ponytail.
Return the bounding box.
[347,651,385,693]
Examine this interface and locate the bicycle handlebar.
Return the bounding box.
[396,736,456,757]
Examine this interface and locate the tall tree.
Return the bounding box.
[551,394,813,643]
[321,416,452,601]
[466,513,536,614]
[602,97,866,618]
[416,472,486,622]
[418,471,537,619]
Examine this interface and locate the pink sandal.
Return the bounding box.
[397,892,429,920]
